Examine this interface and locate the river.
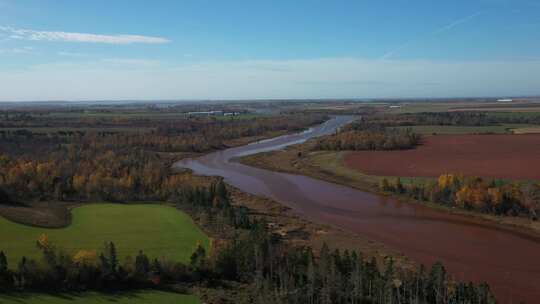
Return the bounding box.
[174,116,540,303]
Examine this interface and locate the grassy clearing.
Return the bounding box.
[0,204,210,266]
[308,151,433,186]
[384,103,460,114]
[241,148,432,195]
[393,124,532,135]
[509,127,540,134]
[0,290,199,304]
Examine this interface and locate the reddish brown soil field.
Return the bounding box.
[344,134,540,180]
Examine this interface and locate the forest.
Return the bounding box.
[0,113,326,204]
[380,174,540,219]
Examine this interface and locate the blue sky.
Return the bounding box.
[1,0,540,101]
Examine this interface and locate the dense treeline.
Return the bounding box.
[0,114,326,204]
[0,182,496,303]
[215,225,495,303]
[314,122,420,151]
[369,111,540,127]
[381,174,540,219]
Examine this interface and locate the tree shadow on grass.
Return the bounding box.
[0,290,160,303]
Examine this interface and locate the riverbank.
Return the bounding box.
[239,141,540,237]
[228,181,417,270]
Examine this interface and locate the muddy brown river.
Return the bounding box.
[175,116,540,303]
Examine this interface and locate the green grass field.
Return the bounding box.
[0,204,210,267]
[0,290,200,304]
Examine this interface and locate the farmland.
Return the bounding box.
[344,134,540,180]
[0,204,210,266]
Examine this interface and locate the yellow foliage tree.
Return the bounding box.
[438,174,456,189]
[455,186,472,208]
[73,250,97,265]
[488,188,503,206]
[72,174,87,193]
[37,233,49,249]
[471,188,487,209]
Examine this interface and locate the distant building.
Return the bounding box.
[187,110,223,116]
[497,99,513,102]
[389,105,402,109]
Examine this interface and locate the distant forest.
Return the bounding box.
[0,114,326,203]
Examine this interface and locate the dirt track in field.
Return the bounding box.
[344,134,540,180]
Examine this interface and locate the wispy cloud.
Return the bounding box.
[57,51,88,57]
[381,11,483,60]
[101,58,162,67]
[0,26,170,44]
[0,46,33,54]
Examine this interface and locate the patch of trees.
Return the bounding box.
[0,149,173,202]
[0,187,11,205]
[315,123,420,151]
[173,181,252,236]
[0,182,496,303]
[380,174,540,219]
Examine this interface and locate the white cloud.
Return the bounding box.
[0,57,539,101]
[0,26,170,44]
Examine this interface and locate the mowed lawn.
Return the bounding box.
[0,204,210,266]
[0,290,199,304]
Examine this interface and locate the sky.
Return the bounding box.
[1,0,540,101]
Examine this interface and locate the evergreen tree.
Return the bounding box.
[135,250,150,277]
[0,251,7,273]
[190,244,207,270]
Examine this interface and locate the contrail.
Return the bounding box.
[380,11,483,60]
[433,11,483,34]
